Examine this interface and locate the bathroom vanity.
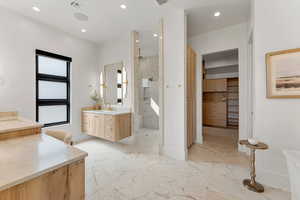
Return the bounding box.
[82,110,132,142]
[0,134,87,200]
[83,61,132,142]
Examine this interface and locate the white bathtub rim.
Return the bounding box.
[283,150,300,167]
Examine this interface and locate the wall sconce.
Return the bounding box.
[99,72,105,99]
[122,66,128,99]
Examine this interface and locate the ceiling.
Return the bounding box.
[185,0,250,37]
[0,0,250,44]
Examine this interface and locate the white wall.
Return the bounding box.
[0,7,98,141]
[162,9,187,160]
[188,23,249,146]
[97,35,132,108]
[97,9,188,162]
[253,0,300,191]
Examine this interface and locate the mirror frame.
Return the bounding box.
[101,62,128,105]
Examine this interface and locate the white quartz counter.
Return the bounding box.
[0,134,88,191]
[83,109,131,115]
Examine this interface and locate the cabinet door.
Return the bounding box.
[82,114,88,132]
[104,115,115,141]
[68,160,85,200]
[203,93,227,127]
[115,114,132,140]
[203,79,227,92]
[86,114,96,136]
[0,166,68,200]
[94,115,105,138]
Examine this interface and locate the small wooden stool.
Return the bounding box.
[239,140,268,193]
[45,130,73,145]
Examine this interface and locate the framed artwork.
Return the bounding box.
[266,48,300,98]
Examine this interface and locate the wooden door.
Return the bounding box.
[187,47,197,148]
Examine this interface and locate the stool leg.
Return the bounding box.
[243,149,265,193]
[250,149,256,185]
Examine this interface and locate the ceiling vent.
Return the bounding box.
[156,0,168,5]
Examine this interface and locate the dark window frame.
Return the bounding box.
[36,49,72,127]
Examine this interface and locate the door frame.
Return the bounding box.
[158,19,165,154]
[247,31,254,139]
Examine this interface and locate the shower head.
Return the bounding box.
[70,0,89,21]
[74,12,89,21]
[156,0,168,5]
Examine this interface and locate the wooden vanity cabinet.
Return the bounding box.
[0,159,85,200]
[82,113,132,142]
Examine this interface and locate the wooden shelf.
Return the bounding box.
[203,91,227,93]
[205,63,239,70]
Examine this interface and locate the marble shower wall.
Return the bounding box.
[138,56,159,129]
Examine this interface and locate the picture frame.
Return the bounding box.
[266,48,300,98]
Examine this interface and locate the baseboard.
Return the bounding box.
[161,145,187,161]
[195,135,203,144]
[195,139,203,144]
[73,134,93,144]
[256,168,290,192]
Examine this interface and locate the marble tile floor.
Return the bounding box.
[189,127,248,167]
[75,128,290,200]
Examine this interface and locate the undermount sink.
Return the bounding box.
[83,108,131,115]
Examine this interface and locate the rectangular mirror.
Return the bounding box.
[103,62,127,105]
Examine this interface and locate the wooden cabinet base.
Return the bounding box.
[0,128,41,141]
[83,113,132,142]
[0,159,85,200]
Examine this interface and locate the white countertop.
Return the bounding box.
[0,134,88,191]
[83,109,131,115]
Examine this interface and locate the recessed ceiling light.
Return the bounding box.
[120,4,127,9]
[214,11,221,17]
[32,6,40,12]
[136,40,140,43]
[153,33,158,37]
[81,29,87,33]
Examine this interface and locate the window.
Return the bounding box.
[36,50,71,127]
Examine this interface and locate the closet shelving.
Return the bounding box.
[202,49,239,129]
[227,78,239,128]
